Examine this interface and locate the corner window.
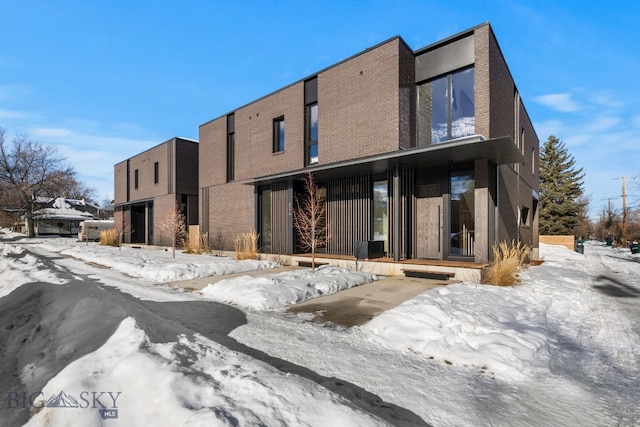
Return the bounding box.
[134,169,139,189]
[417,67,475,146]
[154,162,159,184]
[273,116,285,153]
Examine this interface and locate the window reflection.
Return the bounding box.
[450,172,475,257]
[417,67,475,146]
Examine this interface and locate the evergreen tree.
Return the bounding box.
[539,135,586,235]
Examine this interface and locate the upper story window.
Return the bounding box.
[273,116,285,153]
[306,103,318,164]
[417,67,475,146]
[154,162,159,184]
[134,169,139,189]
[304,77,318,165]
[226,113,235,182]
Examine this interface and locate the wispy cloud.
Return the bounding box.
[533,93,581,113]
[0,109,33,120]
[0,84,34,102]
[586,116,621,133]
[25,125,159,199]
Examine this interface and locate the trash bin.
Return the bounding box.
[631,242,639,254]
[606,237,613,246]
[575,243,584,254]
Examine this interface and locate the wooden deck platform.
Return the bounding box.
[290,252,486,281]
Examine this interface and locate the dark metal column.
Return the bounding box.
[393,163,401,261]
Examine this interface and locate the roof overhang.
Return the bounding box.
[253,135,524,185]
[113,198,155,208]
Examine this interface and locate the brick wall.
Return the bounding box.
[114,161,128,205]
[318,38,401,163]
[207,181,255,251]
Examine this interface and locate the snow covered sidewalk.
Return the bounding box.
[2,232,639,426]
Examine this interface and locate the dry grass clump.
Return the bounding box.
[99,229,119,247]
[233,230,259,260]
[183,231,211,254]
[482,240,531,286]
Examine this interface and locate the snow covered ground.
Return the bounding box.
[1,232,638,426]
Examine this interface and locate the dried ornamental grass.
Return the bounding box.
[233,230,259,260]
[183,231,211,254]
[482,240,531,286]
[99,229,119,247]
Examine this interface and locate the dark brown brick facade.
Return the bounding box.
[113,137,199,247]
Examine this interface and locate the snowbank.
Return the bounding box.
[201,266,377,310]
[24,318,388,427]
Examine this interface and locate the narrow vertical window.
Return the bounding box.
[134,169,139,189]
[260,188,272,251]
[273,116,285,153]
[450,171,475,257]
[307,103,318,164]
[154,162,159,184]
[372,180,388,253]
[304,77,318,165]
[226,113,235,182]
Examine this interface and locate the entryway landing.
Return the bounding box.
[287,275,453,327]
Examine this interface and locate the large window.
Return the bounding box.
[450,172,475,257]
[273,116,285,153]
[306,103,318,164]
[417,67,475,146]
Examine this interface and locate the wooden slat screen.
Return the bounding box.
[326,175,371,256]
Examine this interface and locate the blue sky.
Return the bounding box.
[1,1,639,218]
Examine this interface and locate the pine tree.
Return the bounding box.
[539,135,586,235]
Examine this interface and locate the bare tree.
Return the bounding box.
[157,203,186,258]
[0,127,90,237]
[292,172,329,271]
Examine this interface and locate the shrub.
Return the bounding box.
[482,240,531,286]
[100,229,119,247]
[233,230,259,260]
[211,229,226,256]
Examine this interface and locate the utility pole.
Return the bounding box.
[613,176,637,245]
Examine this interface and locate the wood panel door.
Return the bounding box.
[416,196,443,259]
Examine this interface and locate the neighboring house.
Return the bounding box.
[113,137,199,246]
[199,23,539,263]
[29,197,96,236]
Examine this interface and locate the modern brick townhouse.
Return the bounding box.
[113,137,199,246]
[198,22,539,264]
